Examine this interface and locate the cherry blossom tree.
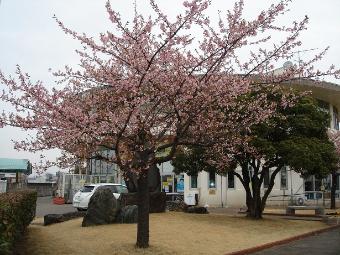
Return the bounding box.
[327,129,340,209]
[1,0,339,248]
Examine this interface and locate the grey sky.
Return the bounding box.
[0,0,339,174]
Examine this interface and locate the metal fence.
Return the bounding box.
[0,180,6,193]
[57,173,120,203]
[267,191,340,207]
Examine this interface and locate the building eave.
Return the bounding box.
[283,79,340,114]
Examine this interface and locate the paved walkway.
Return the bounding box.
[35,196,76,217]
[251,227,340,255]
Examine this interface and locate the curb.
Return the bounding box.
[238,211,324,218]
[225,224,340,255]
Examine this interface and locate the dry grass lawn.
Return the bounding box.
[20,212,328,255]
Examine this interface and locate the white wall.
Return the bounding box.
[184,167,305,208]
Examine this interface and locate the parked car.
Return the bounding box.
[72,183,128,211]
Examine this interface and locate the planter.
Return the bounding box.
[53,197,65,205]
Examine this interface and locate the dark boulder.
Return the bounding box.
[115,205,138,224]
[166,201,188,212]
[119,191,166,213]
[44,211,85,226]
[147,164,161,192]
[186,206,209,214]
[82,188,119,227]
[149,192,166,213]
[44,214,63,226]
[124,164,161,193]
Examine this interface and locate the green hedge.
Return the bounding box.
[0,189,37,254]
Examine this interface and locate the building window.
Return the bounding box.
[190,175,197,189]
[263,170,270,188]
[248,164,254,179]
[333,106,339,130]
[227,172,235,189]
[280,166,288,190]
[208,171,216,188]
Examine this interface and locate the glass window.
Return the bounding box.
[98,185,117,193]
[208,171,216,188]
[162,175,173,192]
[248,165,254,179]
[304,176,314,199]
[190,175,198,189]
[280,167,288,190]
[116,185,128,194]
[323,175,331,191]
[263,170,270,188]
[333,107,339,130]
[80,185,95,193]
[227,172,235,189]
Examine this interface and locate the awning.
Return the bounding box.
[0,158,32,174]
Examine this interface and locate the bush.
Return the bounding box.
[0,189,37,254]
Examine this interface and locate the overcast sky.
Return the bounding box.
[0,0,339,174]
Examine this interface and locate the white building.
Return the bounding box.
[183,79,340,207]
[80,78,340,208]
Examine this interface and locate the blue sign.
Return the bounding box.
[177,178,184,192]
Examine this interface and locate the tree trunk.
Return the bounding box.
[136,173,150,248]
[247,198,263,219]
[331,172,337,209]
[247,179,263,219]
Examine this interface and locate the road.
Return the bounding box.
[35,196,76,217]
[251,227,340,255]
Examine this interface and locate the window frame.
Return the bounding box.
[208,171,216,189]
[190,175,198,189]
[263,169,270,189]
[227,172,235,189]
[280,166,288,190]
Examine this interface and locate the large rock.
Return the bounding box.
[125,164,161,193]
[119,191,166,213]
[44,211,85,226]
[166,201,188,212]
[115,205,138,223]
[149,192,166,213]
[82,188,119,227]
[186,206,209,214]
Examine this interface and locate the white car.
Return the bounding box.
[72,183,128,211]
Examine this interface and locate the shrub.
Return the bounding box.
[0,189,37,254]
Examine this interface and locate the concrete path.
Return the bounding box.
[35,196,76,217]
[251,227,340,255]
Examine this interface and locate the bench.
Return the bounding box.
[286,206,325,216]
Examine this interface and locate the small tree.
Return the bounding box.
[1,0,339,247]
[327,129,340,209]
[174,95,339,219]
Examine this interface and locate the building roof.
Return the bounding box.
[285,79,340,112]
[0,158,32,174]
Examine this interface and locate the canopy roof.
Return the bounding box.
[287,79,340,112]
[0,158,32,174]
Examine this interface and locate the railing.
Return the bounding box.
[57,173,119,203]
[267,191,340,206]
[6,182,27,192]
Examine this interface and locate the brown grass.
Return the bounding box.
[19,212,327,255]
